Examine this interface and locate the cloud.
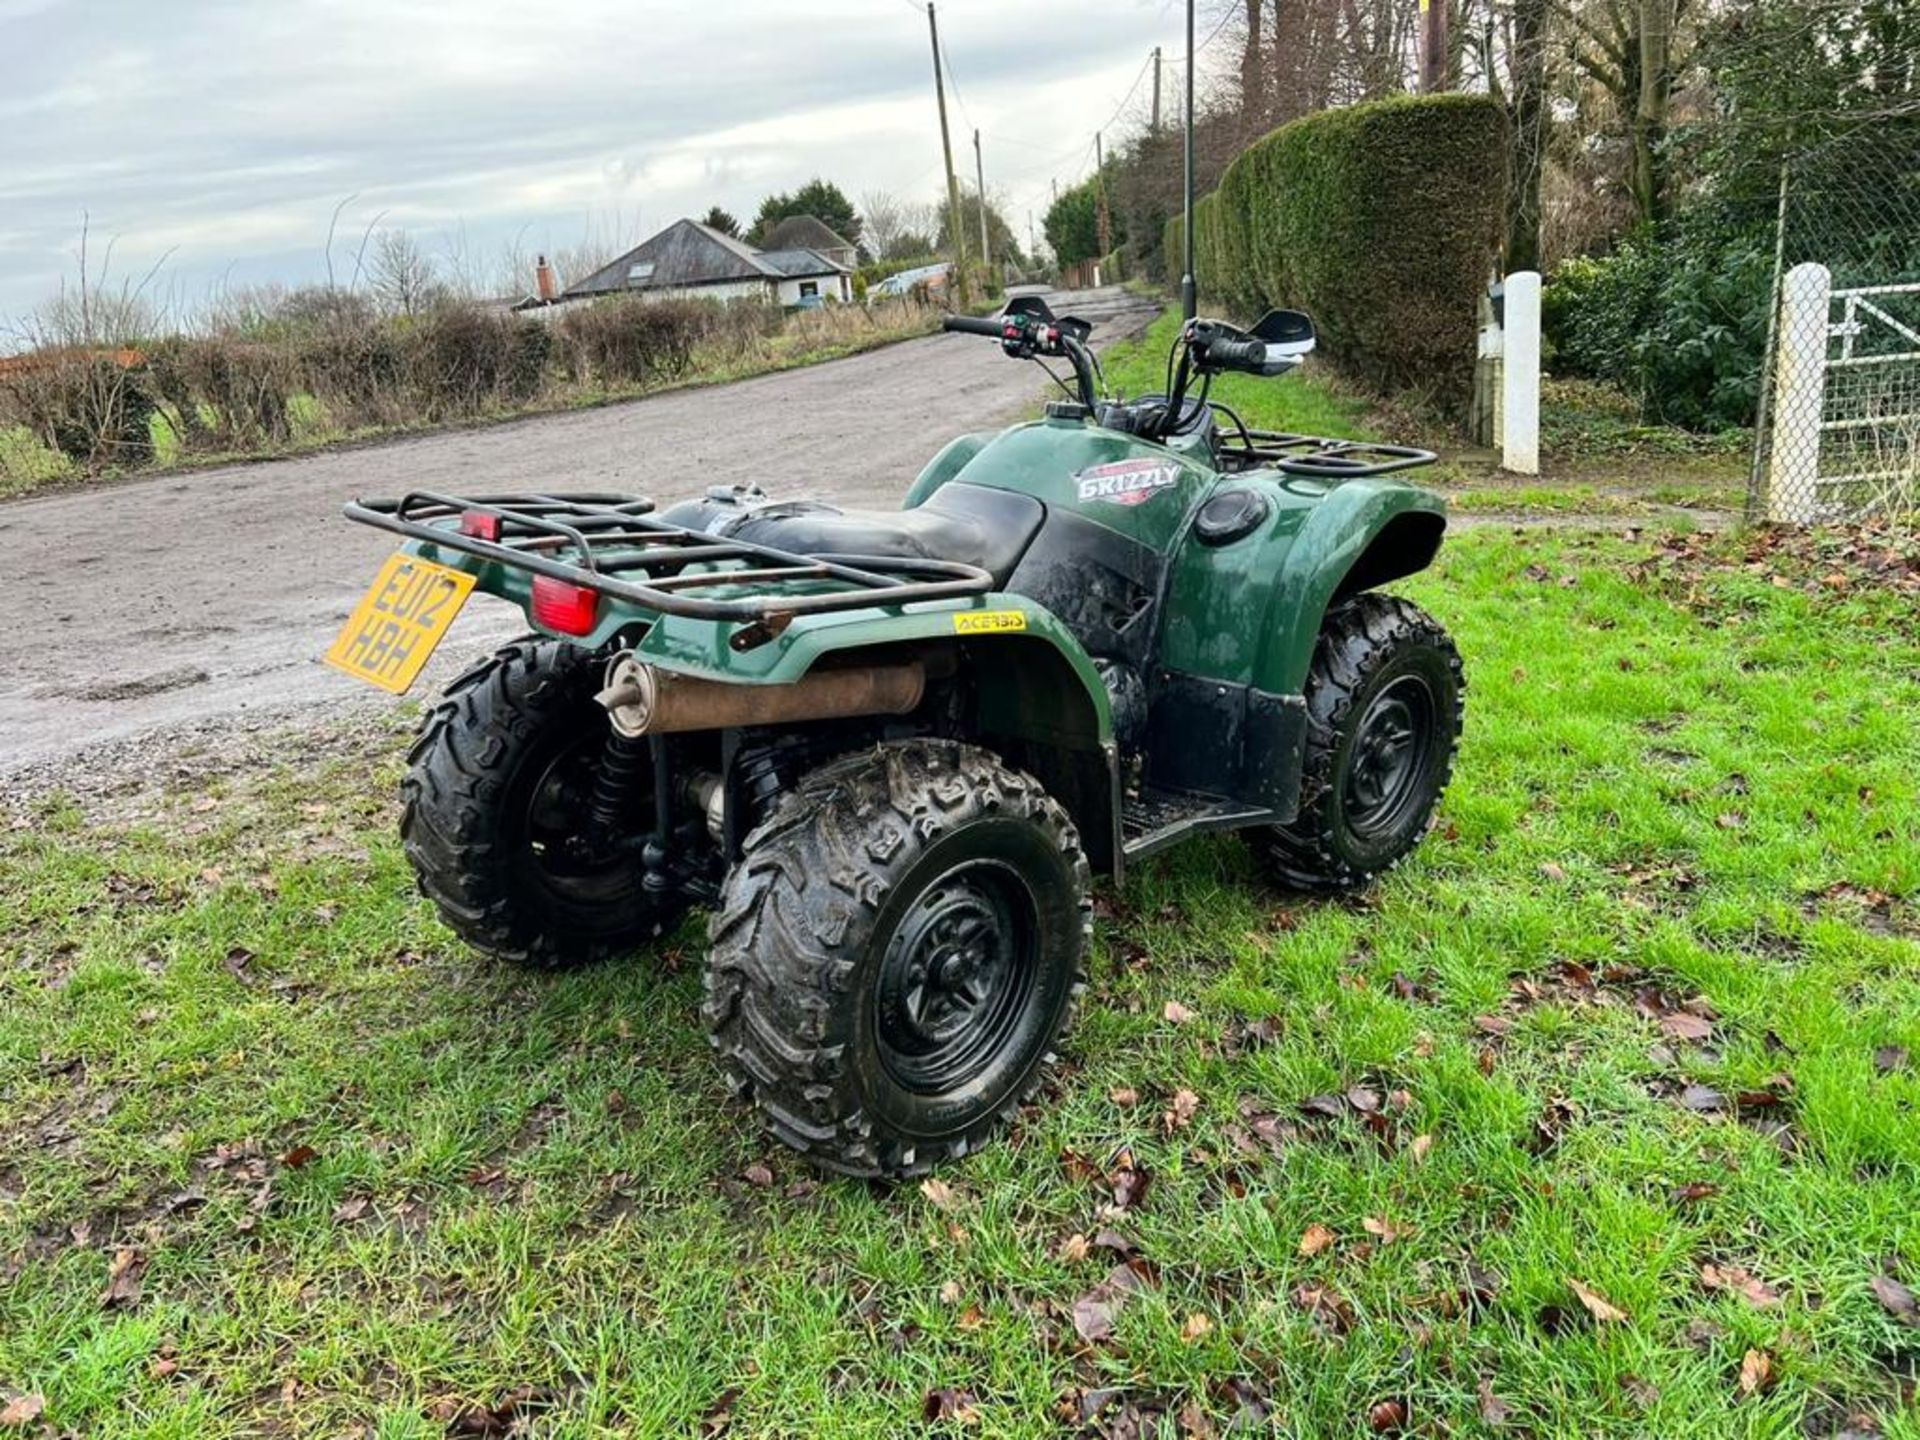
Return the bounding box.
[0,0,1172,320]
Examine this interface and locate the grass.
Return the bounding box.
[5,523,1919,1437]
[1098,307,1378,441]
[0,425,73,499]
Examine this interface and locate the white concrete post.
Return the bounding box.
[1501,270,1541,475]
[1766,261,1831,524]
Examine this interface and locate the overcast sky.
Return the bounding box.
[0,0,1187,326]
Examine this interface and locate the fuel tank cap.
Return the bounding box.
[1193,486,1270,546]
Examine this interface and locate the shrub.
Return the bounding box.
[409,306,557,418]
[146,338,298,452]
[1544,224,1775,432]
[0,354,158,469]
[556,298,713,386]
[297,320,411,430]
[1165,94,1506,417]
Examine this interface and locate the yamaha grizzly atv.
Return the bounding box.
[329,298,1463,1176]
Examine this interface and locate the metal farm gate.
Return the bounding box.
[1751,126,1920,524]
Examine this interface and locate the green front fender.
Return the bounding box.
[1256,480,1448,694]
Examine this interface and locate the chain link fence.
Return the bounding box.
[1749,123,1920,525]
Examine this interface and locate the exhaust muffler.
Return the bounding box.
[597,654,925,737]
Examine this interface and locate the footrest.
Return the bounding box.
[1121,787,1275,862]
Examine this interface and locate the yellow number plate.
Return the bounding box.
[325,553,476,694]
[953,609,1028,635]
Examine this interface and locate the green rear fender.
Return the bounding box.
[1257,481,1447,694]
[638,594,1121,871]
[634,595,1112,743]
[902,432,994,509]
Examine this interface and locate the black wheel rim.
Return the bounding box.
[513,727,646,911]
[874,860,1039,1094]
[1343,674,1437,842]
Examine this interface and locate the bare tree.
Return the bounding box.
[368,229,442,317]
[1561,0,1696,224]
[860,190,909,262]
[1480,0,1555,269]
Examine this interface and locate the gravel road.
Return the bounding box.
[0,288,1157,781]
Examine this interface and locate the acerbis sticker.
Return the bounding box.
[953,610,1028,634]
[1074,457,1183,506]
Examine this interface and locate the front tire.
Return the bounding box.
[401,638,685,968]
[703,740,1091,1177]
[1260,594,1464,893]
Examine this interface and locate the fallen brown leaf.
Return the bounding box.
[1299,1223,1337,1258]
[1072,1292,1116,1343]
[1163,1089,1200,1133]
[921,1387,981,1423]
[279,1143,318,1169]
[1700,1263,1781,1308]
[1738,1347,1775,1396]
[1660,1012,1713,1042]
[1871,1273,1918,1326]
[1568,1277,1627,1324]
[1476,1378,1511,1426]
[919,1177,958,1212]
[1619,1373,1660,1408]
[1109,1086,1140,1107]
[100,1246,148,1310]
[1679,1083,1728,1113]
[741,1162,775,1189]
[0,1394,46,1428]
[1180,1312,1213,1343]
[332,1195,369,1223]
[1362,1216,1405,1244]
[700,1384,742,1436]
[1163,1000,1197,1025]
[1108,1152,1151,1212]
[1056,1232,1090,1263]
[1408,1133,1434,1164]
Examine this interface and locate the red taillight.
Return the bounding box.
[459,508,502,541]
[531,575,599,635]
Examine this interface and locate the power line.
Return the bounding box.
[1095,51,1157,137]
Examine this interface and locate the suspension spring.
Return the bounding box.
[585,729,652,842]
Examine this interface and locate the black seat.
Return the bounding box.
[726,482,1045,589]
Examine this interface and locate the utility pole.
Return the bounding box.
[973,128,992,277]
[1180,0,1196,321]
[926,2,971,304]
[1094,131,1111,257]
[1027,210,1037,263]
[1419,0,1449,93]
[1151,46,1162,134]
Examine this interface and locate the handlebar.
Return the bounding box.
[941,314,1006,338]
[1205,336,1268,371]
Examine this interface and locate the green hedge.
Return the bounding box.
[1165,93,1504,415]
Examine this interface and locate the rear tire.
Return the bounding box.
[1260,594,1463,893]
[703,740,1090,1177]
[401,638,684,968]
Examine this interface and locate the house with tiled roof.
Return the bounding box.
[563,218,852,307]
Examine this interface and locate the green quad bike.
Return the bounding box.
[332,297,1463,1176]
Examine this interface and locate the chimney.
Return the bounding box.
[535,255,558,302]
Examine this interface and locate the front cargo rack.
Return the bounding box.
[1212,412,1437,479]
[344,490,994,627]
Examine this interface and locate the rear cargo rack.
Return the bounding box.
[344,490,993,627]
